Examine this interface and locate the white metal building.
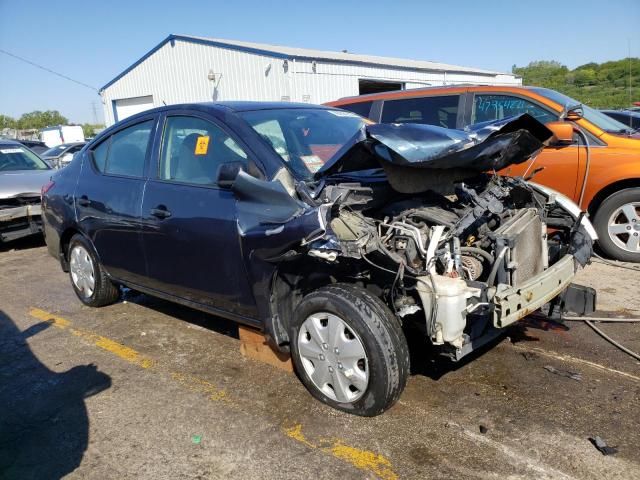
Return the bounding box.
[100,34,521,126]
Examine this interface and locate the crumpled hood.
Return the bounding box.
[0,170,52,199]
[315,114,553,193]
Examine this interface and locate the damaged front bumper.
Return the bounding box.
[0,203,43,242]
[492,254,575,328]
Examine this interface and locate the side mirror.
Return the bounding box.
[564,105,584,121]
[216,161,245,188]
[545,121,574,145]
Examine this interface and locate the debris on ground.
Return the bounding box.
[191,434,202,445]
[479,425,488,434]
[589,436,618,455]
[521,351,539,361]
[543,365,582,381]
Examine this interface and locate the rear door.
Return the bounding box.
[139,112,258,319]
[76,115,156,284]
[468,92,581,200]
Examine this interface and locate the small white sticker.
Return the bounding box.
[0,148,24,154]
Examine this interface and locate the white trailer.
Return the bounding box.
[40,125,85,148]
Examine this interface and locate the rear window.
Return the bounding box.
[339,101,373,119]
[381,95,459,128]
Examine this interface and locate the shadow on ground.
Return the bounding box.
[123,289,240,339]
[405,314,570,380]
[0,235,46,253]
[0,310,111,480]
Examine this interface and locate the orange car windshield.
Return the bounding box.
[530,87,633,134]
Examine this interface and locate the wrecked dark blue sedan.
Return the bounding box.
[42,102,596,416]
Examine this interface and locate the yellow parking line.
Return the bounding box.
[30,307,154,369]
[284,423,398,480]
[28,307,398,479]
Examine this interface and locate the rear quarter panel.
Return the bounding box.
[42,152,84,263]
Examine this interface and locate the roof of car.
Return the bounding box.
[601,109,640,116]
[98,102,342,139]
[179,101,334,112]
[116,101,336,123]
[0,139,23,146]
[329,84,541,104]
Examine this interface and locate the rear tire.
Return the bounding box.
[290,283,409,416]
[593,188,640,263]
[68,234,120,307]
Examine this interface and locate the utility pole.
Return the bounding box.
[91,102,98,124]
[629,39,632,108]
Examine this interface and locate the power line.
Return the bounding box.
[0,48,98,92]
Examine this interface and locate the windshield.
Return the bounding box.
[42,145,68,157]
[530,87,633,134]
[240,108,365,179]
[0,145,50,171]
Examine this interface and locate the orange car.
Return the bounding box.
[328,85,640,262]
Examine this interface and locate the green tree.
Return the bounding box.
[0,115,16,129]
[81,123,104,138]
[16,110,69,130]
[514,58,640,109]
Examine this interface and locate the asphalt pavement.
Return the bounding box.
[1,236,639,479]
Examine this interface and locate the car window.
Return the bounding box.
[381,95,459,128]
[339,101,373,119]
[91,120,153,176]
[240,108,365,179]
[68,145,83,154]
[92,138,109,172]
[472,94,557,125]
[0,145,50,171]
[42,145,67,157]
[159,116,247,186]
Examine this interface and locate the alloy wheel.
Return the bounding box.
[607,202,640,253]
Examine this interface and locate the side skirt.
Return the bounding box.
[115,278,264,330]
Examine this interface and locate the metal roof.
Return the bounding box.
[101,34,513,92]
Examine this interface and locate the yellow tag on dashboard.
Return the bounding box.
[194,136,210,155]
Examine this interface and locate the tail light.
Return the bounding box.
[41,180,55,202]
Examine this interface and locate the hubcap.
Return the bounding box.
[297,312,369,403]
[607,202,640,253]
[69,245,96,298]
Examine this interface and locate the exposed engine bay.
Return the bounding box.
[306,174,593,359]
[232,114,596,360]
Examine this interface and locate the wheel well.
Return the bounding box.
[59,227,81,271]
[588,178,640,217]
[267,258,380,351]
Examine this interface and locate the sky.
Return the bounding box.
[1,0,639,124]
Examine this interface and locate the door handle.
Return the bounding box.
[150,206,172,219]
[77,195,90,207]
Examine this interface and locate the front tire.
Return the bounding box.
[593,188,640,262]
[290,283,409,416]
[68,234,120,307]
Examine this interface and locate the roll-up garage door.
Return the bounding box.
[113,95,154,122]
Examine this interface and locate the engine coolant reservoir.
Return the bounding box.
[416,275,478,348]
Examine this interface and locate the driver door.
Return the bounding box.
[139,113,258,319]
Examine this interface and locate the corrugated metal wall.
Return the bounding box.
[101,39,521,125]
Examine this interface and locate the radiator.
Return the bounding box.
[494,208,545,286]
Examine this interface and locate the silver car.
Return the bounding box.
[0,140,52,243]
